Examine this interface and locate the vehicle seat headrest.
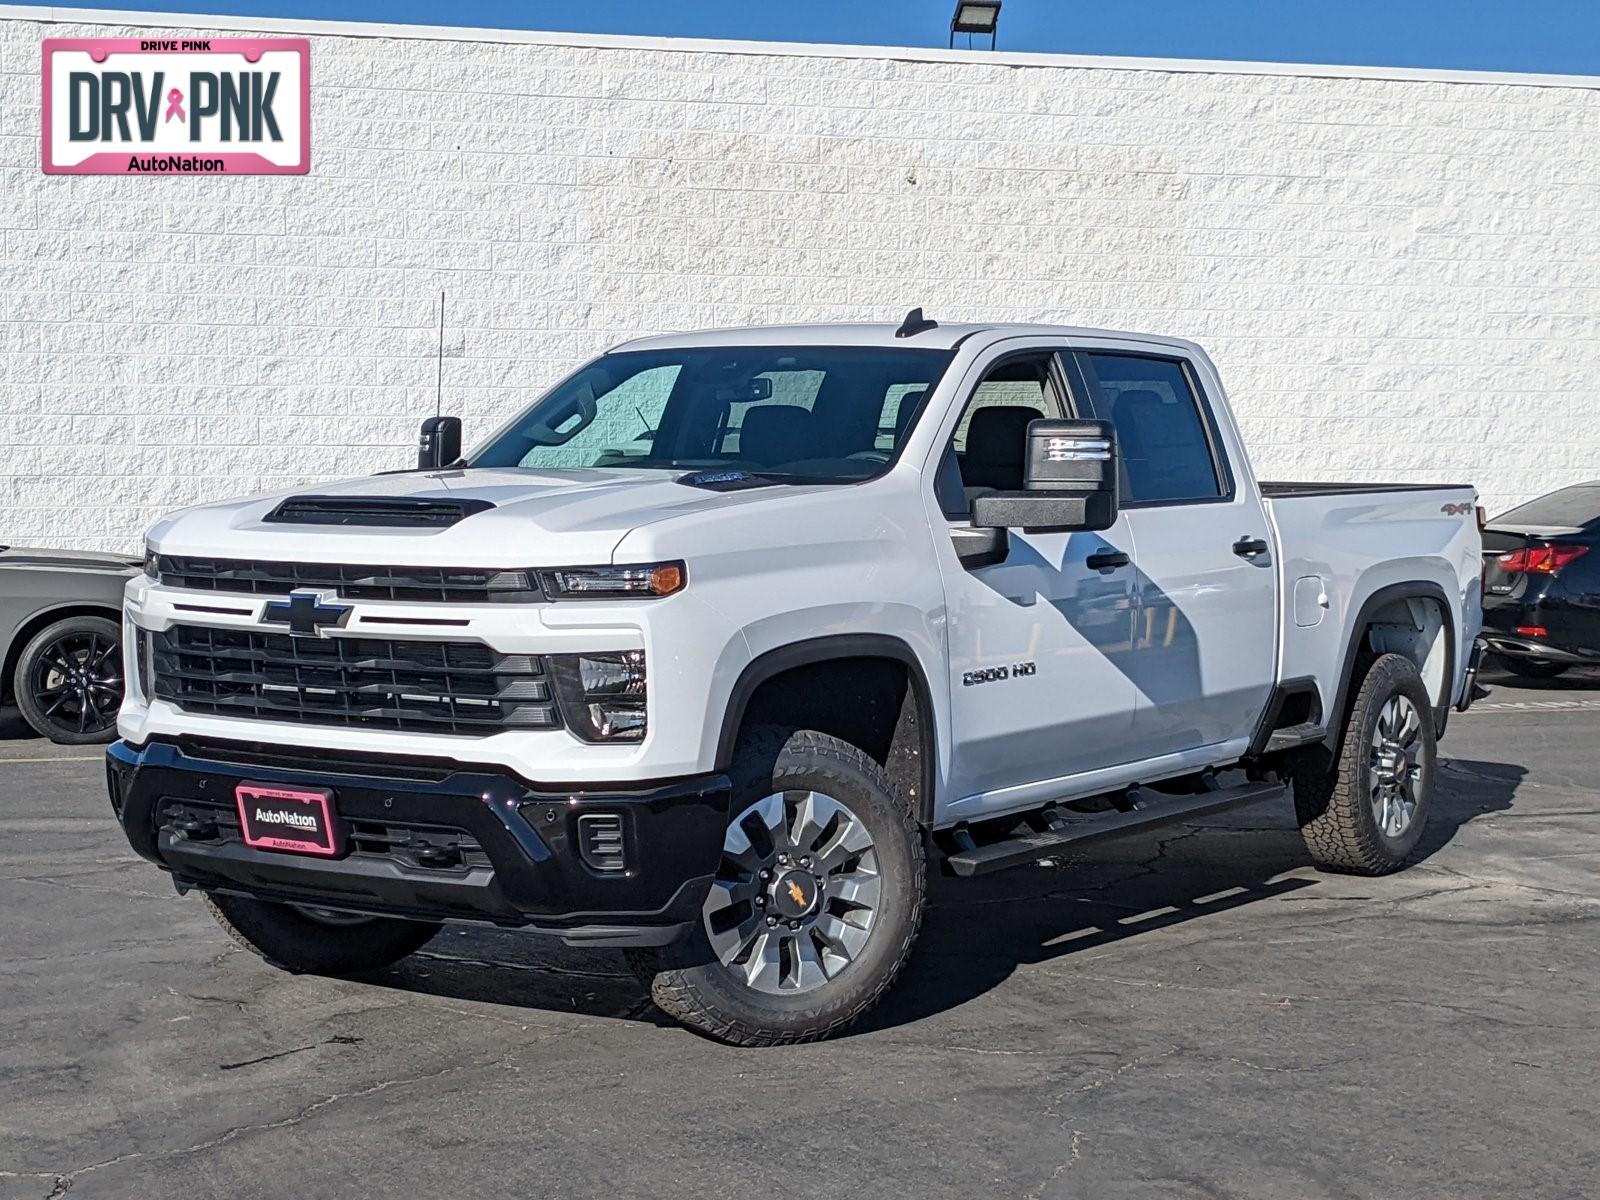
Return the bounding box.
[738,405,815,466]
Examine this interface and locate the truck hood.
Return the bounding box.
[148,467,817,565]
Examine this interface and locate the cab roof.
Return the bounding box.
[612,321,1203,357]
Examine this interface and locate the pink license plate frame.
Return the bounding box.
[235,782,342,857]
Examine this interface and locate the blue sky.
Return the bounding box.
[51,0,1600,75]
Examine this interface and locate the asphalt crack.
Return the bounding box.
[1024,1129,1085,1199]
[219,1034,364,1071]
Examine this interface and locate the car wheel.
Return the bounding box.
[629,727,925,1046]
[204,892,442,975]
[1498,656,1569,680]
[1290,653,1436,875]
[12,615,124,745]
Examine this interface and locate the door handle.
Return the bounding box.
[1233,536,1270,558]
[1086,549,1131,571]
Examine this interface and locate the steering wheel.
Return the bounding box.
[846,450,892,463]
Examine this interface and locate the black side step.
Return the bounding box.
[1264,721,1325,752]
[944,780,1286,878]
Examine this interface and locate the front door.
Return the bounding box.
[1069,346,1277,759]
[930,344,1144,823]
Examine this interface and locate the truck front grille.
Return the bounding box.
[155,556,542,603]
[150,625,560,735]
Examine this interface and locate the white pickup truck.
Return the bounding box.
[109,315,1485,1045]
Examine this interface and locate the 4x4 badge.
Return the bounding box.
[261,589,352,637]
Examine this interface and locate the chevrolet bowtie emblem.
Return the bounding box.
[261,589,352,637]
[786,880,808,907]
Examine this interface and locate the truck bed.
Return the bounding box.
[1264,482,1481,719]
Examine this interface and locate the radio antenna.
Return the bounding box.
[435,290,446,418]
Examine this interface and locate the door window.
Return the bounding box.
[1077,354,1224,505]
[939,354,1060,516]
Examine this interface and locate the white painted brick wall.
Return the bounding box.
[2,9,1598,549]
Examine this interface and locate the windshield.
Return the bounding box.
[468,345,956,483]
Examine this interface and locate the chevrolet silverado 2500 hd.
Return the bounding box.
[108,316,1485,1045]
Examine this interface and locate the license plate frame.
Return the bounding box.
[235,782,344,857]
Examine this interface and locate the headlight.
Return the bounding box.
[142,542,159,579]
[550,651,647,742]
[541,562,685,600]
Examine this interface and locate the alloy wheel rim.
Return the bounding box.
[30,631,122,737]
[1369,693,1425,838]
[702,791,881,996]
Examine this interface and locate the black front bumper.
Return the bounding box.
[106,738,730,947]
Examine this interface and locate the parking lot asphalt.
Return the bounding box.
[2,665,1597,1200]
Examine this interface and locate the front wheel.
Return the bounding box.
[630,728,925,1046]
[204,892,441,975]
[1290,652,1436,875]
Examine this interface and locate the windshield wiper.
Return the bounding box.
[674,469,852,492]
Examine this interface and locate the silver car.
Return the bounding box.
[1,546,137,744]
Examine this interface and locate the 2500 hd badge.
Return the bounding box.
[963,661,1037,686]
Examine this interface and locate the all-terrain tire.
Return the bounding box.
[1498,656,1569,680]
[204,892,441,975]
[1290,652,1436,875]
[629,727,925,1046]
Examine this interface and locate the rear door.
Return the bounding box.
[1067,345,1277,759]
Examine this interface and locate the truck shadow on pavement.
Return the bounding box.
[358,756,1523,1037]
[860,755,1524,1034]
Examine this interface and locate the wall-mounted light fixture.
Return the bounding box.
[950,0,1002,49]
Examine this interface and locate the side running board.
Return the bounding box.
[943,779,1287,878]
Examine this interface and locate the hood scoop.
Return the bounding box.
[262,494,495,528]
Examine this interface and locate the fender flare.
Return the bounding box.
[713,633,939,824]
[1325,580,1457,745]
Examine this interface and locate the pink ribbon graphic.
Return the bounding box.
[164,88,185,123]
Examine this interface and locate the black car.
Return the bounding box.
[1482,483,1600,679]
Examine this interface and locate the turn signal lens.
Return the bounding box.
[541,562,686,599]
[1497,544,1588,575]
[142,542,159,579]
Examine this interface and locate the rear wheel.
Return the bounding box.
[204,892,441,975]
[12,615,123,745]
[1498,656,1569,680]
[630,728,925,1046]
[1291,653,1436,875]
